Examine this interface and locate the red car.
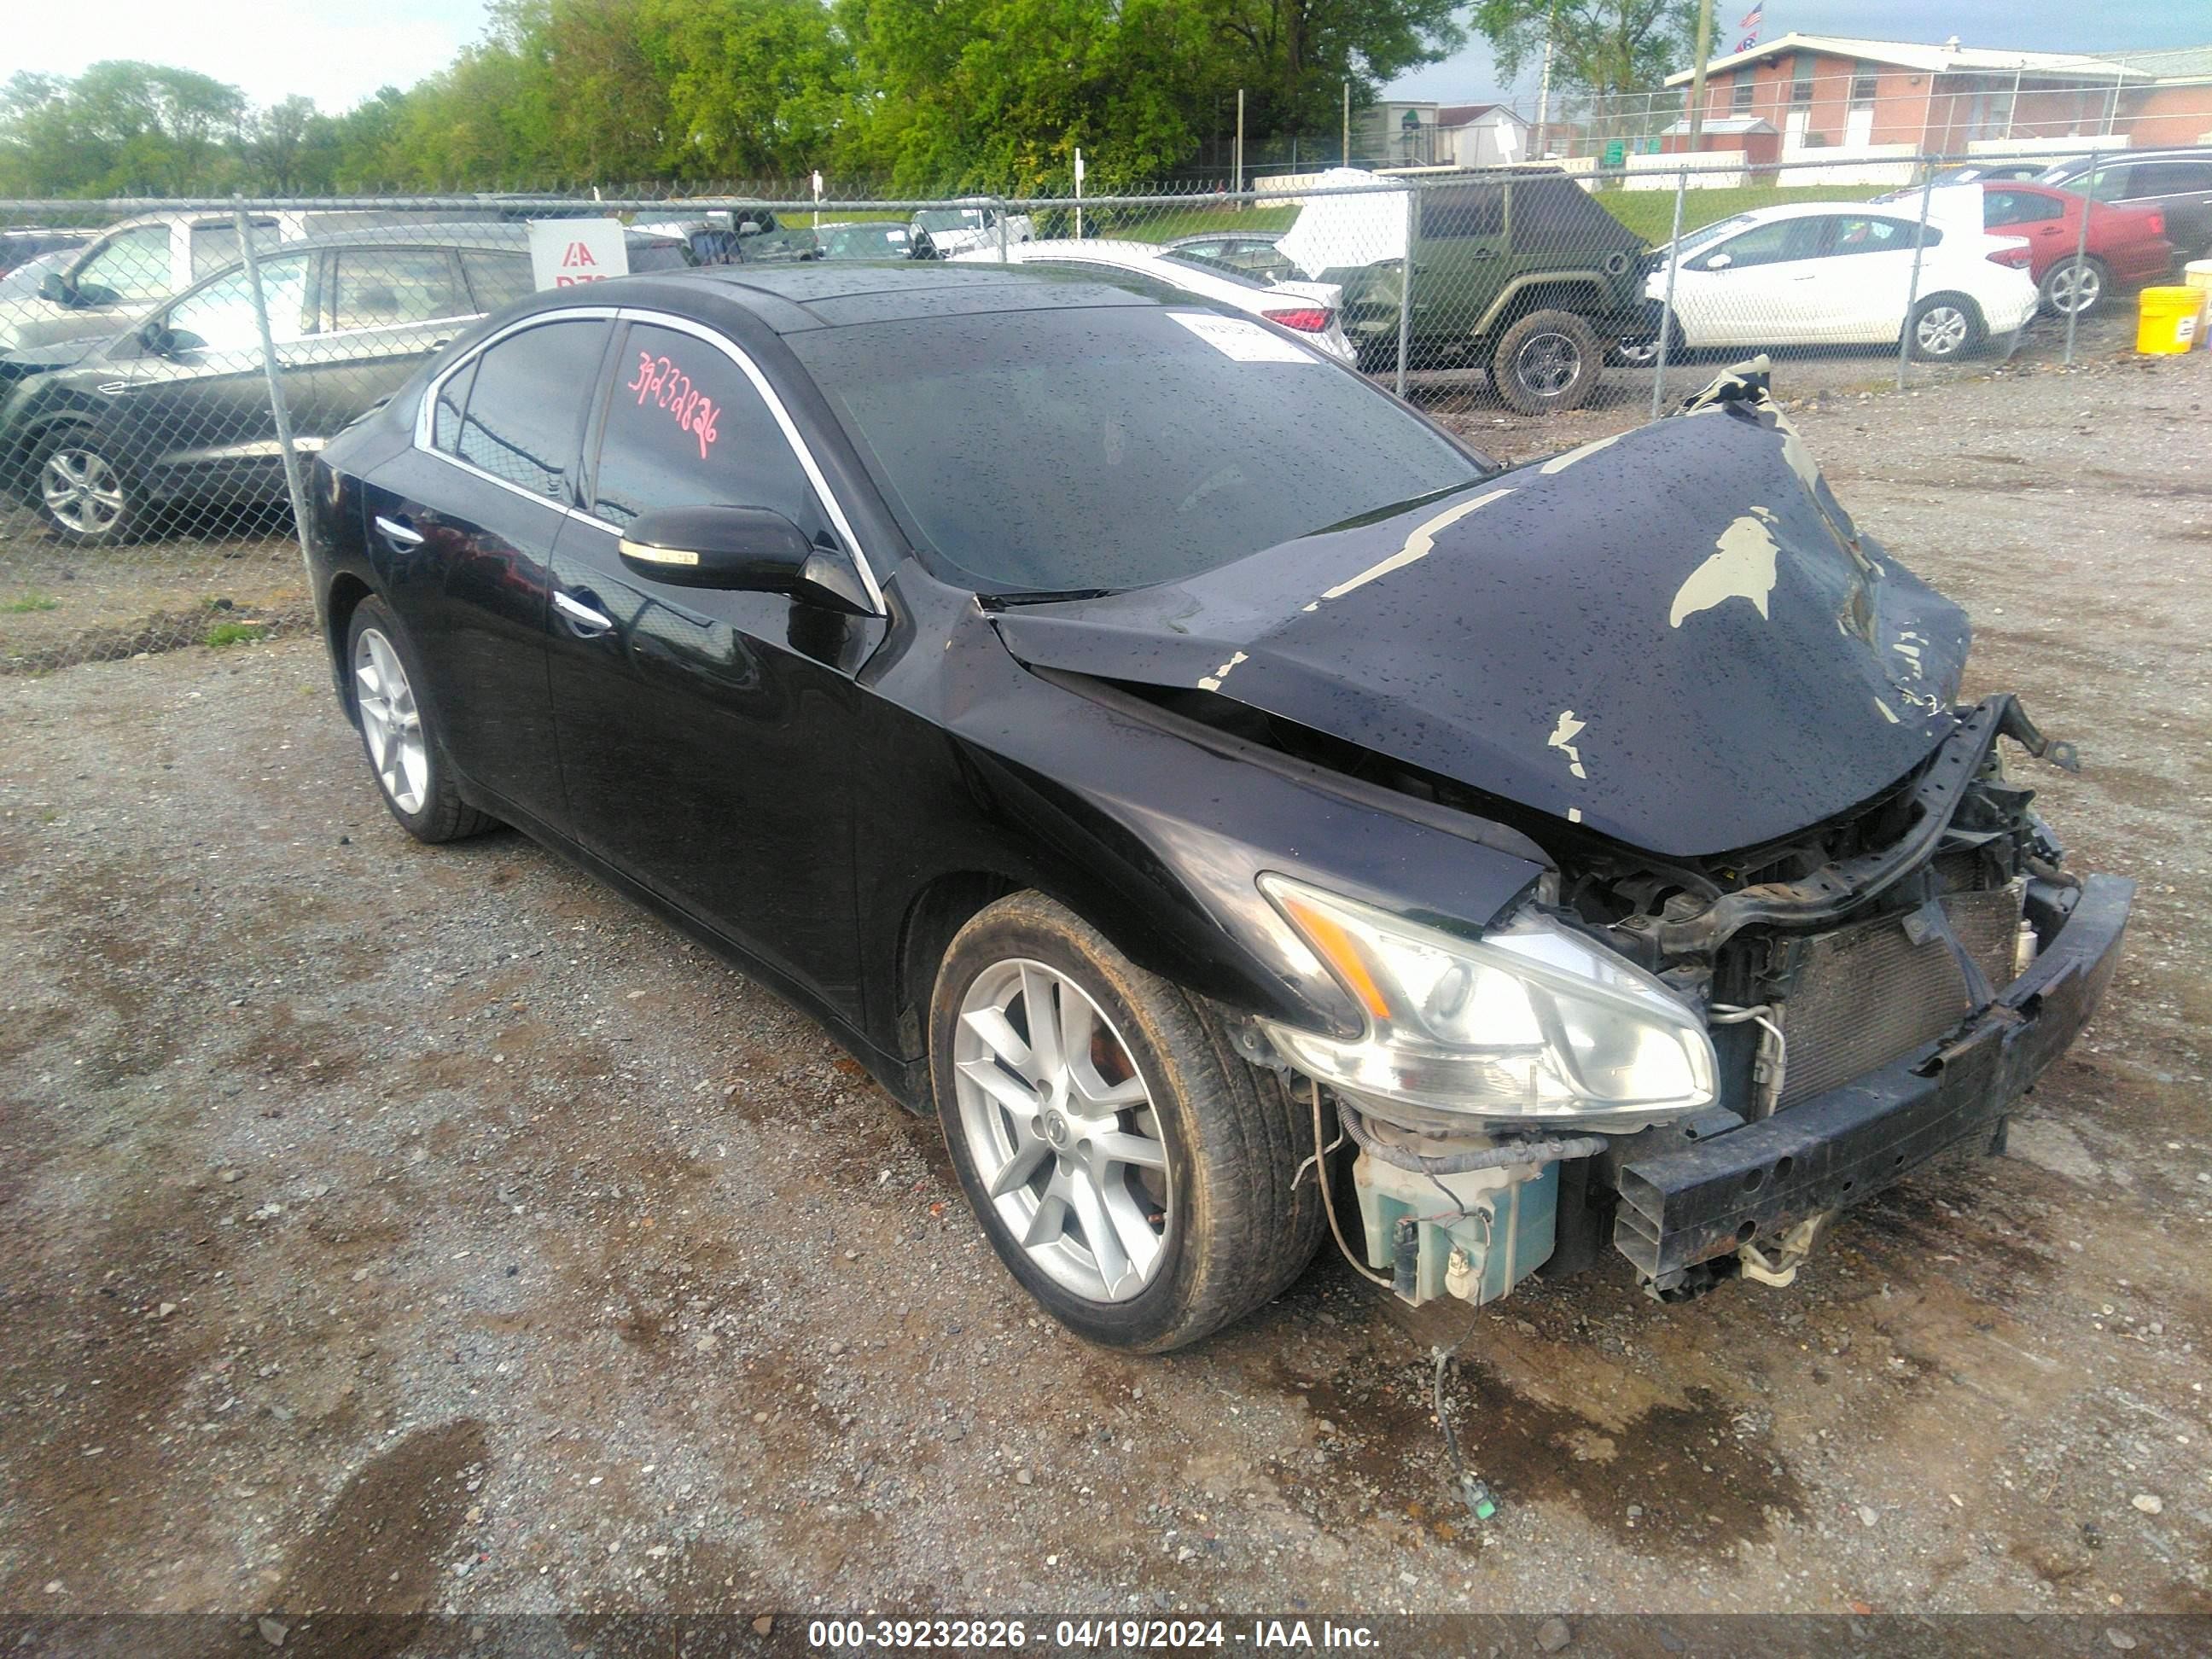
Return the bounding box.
[1980,182,2172,317]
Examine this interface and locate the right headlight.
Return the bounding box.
[1257,873,1717,1125]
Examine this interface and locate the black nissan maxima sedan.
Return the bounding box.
[306,263,2130,1351]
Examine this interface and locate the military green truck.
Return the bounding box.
[1278,167,1656,416]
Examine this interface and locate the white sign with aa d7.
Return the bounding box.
[528,218,630,291]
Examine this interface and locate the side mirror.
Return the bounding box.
[40,270,73,304]
[1702,253,1733,271]
[735,218,763,236]
[618,505,872,614]
[138,317,178,355]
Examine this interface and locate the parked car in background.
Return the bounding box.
[0,223,696,546]
[2035,149,2212,259]
[303,262,2128,1348]
[816,221,923,260]
[1161,230,1297,283]
[953,239,1355,364]
[0,210,298,358]
[632,212,821,265]
[1976,183,2172,315]
[0,227,93,276]
[1643,201,2038,360]
[1924,159,2085,187]
[1274,166,1653,414]
[911,201,1034,258]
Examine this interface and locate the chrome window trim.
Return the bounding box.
[412,302,887,614]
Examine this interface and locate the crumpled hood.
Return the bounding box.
[989,388,1970,859]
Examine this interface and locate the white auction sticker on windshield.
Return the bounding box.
[1167,311,1318,363]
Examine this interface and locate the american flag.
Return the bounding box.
[1739,3,1764,26]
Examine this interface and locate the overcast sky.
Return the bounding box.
[7,0,2208,116]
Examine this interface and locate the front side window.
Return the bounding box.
[452,319,608,498]
[165,253,313,351]
[2085,166,2137,201]
[73,224,175,305]
[331,247,469,331]
[1707,217,1823,269]
[590,323,830,538]
[789,306,1487,594]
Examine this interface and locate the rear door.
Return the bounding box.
[1982,187,2070,279]
[357,313,613,823]
[544,314,885,1009]
[288,245,480,444]
[1813,212,1936,343]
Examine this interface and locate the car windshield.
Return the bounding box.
[824,224,911,255]
[914,209,984,233]
[790,304,1486,595]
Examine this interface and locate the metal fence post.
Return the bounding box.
[1395,184,1415,399]
[1895,160,1937,391]
[1650,164,1689,422]
[2063,157,2097,368]
[233,196,312,570]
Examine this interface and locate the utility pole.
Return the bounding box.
[1534,14,1555,160]
[1685,0,1716,153]
[1342,80,1351,166]
[1235,86,1245,197]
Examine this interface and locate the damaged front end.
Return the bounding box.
[993,360,2132,1313]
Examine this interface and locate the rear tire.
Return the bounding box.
[1489,309,1603,414]
[345,596,497,844]
[1906,293,1984,360]
[929,892,1324,1352]
[2039,254,2108,317]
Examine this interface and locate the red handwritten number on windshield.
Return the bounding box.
[626,350,720,460]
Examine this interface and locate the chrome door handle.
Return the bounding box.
[554,590,614,634]
[374,514,424,549]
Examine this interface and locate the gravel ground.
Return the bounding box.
[1,335,2209,1637]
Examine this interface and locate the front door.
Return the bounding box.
[1672,214,1827,346]
[545,316,884,1010]
[358,315,612,823]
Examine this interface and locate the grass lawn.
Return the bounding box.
[1112,203,1301,242]
[1594,183,1888,245]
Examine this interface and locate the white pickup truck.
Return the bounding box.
[912,201,1034,259]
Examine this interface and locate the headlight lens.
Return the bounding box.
[1257,874,1716,1123]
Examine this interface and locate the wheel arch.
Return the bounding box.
[323,572,376,721]
[1475,272,1608,335]
[3,410,102,499]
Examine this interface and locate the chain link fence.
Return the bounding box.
[2,148,2202,671]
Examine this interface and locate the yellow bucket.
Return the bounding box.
[2137,285,2203,354]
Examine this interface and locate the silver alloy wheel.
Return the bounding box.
[352,626,429,815]
[2047,259,2102,315]
[1513,330,1582,398]
[1915,303,1971,357]
[39,445,127,537]
[951,958,1173,1303]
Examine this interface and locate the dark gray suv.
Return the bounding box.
[2038,150,2212,259]
[0,223,695,546]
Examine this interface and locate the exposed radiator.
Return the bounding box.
[1773,887,2021,1109]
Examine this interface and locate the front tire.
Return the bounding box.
[1489,309,1603,415]
[32,429,143,548]
[929,892,1323,1352]
[345,596,496,844]
[1907,293,1984,360]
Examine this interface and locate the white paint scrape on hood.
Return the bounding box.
[1276,168,1409,279]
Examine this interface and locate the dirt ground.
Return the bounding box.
[1,324,2208,1642]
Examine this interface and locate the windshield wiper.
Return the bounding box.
[976,586,1120,609]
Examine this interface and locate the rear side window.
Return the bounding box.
[453,319,608,498]
[1420,184,1504,238]
[1984,189,2061,227]
[588,322,830,538]
[2135,160,2212,195]
[1825,216,1929,256]
[460,251,534,311]
[332,248,468,330]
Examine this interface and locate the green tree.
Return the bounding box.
[644,0,853,181]
[1470,0,1695,102]
[1207,0,1468,144]
[248,95,319,191]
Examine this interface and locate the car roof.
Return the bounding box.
[493,261,1163,335]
